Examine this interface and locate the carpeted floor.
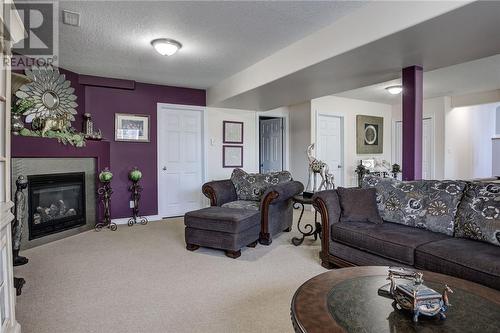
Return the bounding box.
[15,211,326,333]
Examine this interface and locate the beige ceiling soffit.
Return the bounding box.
[207,1,471,106]
[451,89,500,108]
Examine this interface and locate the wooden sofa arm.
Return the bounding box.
[312,190,341,269]
[259,181,304,245]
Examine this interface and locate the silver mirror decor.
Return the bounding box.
[15,66,78,126]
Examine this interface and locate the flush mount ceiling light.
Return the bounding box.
[151,38,182,56]
[385,85,403,95]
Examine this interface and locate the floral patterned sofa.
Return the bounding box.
[202,169,304,245]
[313,176,500,290]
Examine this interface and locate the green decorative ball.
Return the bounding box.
[19,128,31,136]
[99,168,113,183]
[129,167,142,182]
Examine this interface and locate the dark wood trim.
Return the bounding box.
[225,249,241,259]
[259,190,279,245]
[186,244,200,251]
[202,184,217,206]
[313,196,355,269]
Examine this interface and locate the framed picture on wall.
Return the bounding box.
[223,145,243,168]
[115,113,150,142]
[223,121,244,144]
[356,115,383,154]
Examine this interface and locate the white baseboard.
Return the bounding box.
[111,214,163,225]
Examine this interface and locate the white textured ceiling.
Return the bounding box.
[336,54,500,105]
[56,1,367,89]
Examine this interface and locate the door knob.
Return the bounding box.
[338,165,342,169]
[162,166,167,171]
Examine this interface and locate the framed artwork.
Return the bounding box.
[115,113,150,142]
[223,121,244,144]
[223,145,243,168]
[356,115,383,154]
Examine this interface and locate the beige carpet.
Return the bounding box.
[15,211,326,333]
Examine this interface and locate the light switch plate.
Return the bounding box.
[129,201,134,208]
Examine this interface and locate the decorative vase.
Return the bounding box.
[11,114,24,135]
[128,167,142,182]
[99,168,113,183]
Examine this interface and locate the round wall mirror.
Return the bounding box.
[42,91,60,109]
[364,125,377,145]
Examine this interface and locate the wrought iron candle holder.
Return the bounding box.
[95,168,117,231]
[128,167,148,226]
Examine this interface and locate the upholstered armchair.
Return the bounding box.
[202,169,304,245]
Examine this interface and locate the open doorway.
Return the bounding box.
[259,117,284,173]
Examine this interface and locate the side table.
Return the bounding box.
[291,194,321,246]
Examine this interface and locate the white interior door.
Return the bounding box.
[422,118,434,179]
[393,118,433,179]
[157,105,204,217]
[260,118,283,173]
[394,121,403,167]
[317,115,343,186]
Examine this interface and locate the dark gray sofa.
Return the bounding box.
[313,177,500,290]
[202,169,304,245]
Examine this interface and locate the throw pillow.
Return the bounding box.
[362,175,466,236]
[421,180,467,236]
[230,168,292,201]
[455,182,500,246]
[337,187,383,224]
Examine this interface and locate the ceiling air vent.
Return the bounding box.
[62,10,80,27]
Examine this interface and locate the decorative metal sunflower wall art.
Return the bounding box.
[15,66,78,129]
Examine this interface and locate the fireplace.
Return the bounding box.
[28,172,86,240]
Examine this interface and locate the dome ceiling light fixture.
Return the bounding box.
[385,85,403,95]
[151,38,182,56]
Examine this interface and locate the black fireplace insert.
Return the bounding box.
[28,172,86,240]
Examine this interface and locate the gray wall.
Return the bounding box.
[289,102,311,188]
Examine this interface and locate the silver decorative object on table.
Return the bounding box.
[378,267,453,322]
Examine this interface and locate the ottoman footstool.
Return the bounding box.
[184,207,261,259]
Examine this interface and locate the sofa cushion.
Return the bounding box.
[184,207,260,234]
[331,221,448,265]
[337,187,382,224]
[230,168,292,201]
[362,176,466,236]
[221,200,260,211]
[415,237,500,290]
[455,182,500,247]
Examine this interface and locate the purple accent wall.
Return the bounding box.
[12,67,206,219]
[84,81,205,218]
[402,66,423,181]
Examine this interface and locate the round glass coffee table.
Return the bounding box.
[291,266,500,333]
